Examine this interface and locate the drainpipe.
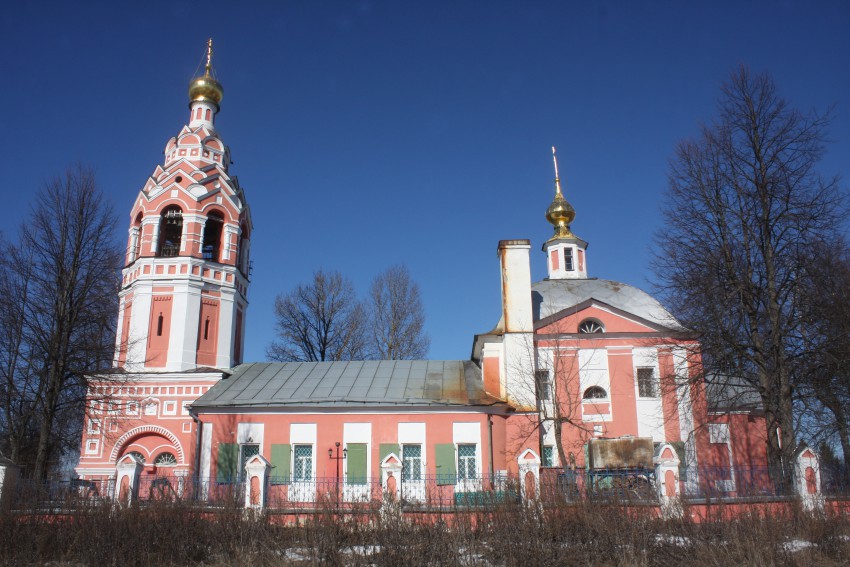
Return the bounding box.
[488,414,495,489]
[192,410,202,500]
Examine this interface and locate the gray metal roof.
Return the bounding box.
[532,278,686,331]
[705,373,763,413]
[192,360,506,410]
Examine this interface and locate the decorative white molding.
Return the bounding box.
[109,424,185,464]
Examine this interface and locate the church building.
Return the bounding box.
[75,44,770,502]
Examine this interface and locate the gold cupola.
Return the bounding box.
[545,146,576,240]
[188,39,224,106]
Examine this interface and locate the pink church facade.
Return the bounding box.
[75,46,771,502]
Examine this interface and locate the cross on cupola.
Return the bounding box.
[543,147,588,279]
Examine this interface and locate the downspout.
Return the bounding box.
[488,414,495,489]
[191,409,202,500]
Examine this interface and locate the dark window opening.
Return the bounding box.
[202,212,224,262]
[156,313,164,336]
[637,367,658,398]
[535,369,552,401]
[583,386,607,400]
[563,248,574,271]
[158,207,183,257]
[204,318,210,341]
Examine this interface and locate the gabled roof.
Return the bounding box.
[192,360,508,411]
[532,278,687,332]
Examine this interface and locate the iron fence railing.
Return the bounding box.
[9,464,849,513]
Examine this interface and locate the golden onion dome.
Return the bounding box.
[188,39,223,106]
[188,73,224,105]
[546,146,576,240]
[546,191,576,239]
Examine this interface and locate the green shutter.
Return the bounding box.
[435,443,457,485]
[347,443,367,485]
[270,444,291,485]
[379,443,401,462]
[216,443,238,483]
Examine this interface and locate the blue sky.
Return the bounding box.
[1,1,848,363]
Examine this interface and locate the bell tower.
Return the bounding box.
[115,40,252,372]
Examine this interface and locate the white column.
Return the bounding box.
[167,280,202,370]
[125,282,153,372]
[114,453,144,505]
[517,449,541,503]
[215,289,236,368]
[243,455,271,509]
[794,445,823,511]
[654,443,682,518]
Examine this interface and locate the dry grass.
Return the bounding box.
[2,498,850,566]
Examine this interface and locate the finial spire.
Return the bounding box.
[205,38,213,75]
[552,146,563,196]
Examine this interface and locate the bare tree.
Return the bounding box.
[368,264,430,360]
[0,165,121,479]
[267,269,368,362]
[797,240,850,472]
[653,67,845,489]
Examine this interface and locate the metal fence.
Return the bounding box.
[9,464,846,513]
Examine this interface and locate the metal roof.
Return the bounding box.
[192,360,507,410]
[532,278,686,331]
[705,373,763,413]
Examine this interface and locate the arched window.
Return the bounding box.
[131,212,143,261]
[583,386,608,400]
[157,206,183,257]
[202,211,224,262]
[154,452,178,466]
[578,318,605,334]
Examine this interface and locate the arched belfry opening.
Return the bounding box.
[202,211,224,262]
[158,206,183,257]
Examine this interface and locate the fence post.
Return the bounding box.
[654,443,682,518]
[244,454,271,510]
[794,445,823,512]
[517,449,541,503]
[0,456,20,511]
[115,453,143,505]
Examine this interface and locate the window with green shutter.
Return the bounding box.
[216,442,238,483]
[346,443,367,485]
[270,444,291,485]
[435,443,457,485]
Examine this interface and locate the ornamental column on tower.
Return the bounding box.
[543,147,588,279]
[116,40,252,372]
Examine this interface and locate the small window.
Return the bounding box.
[578,319,604,334]
[154,452,177,466]
[563,248,574,271]
[637,367,658,398]
[402,444,422,481]
[293,445,313,482]
[583,386,607,400]
[542,446,555,468]
[535,370,552,401]
[156,313,164,336]
[457,444,477,481]
[239,444,260,478]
